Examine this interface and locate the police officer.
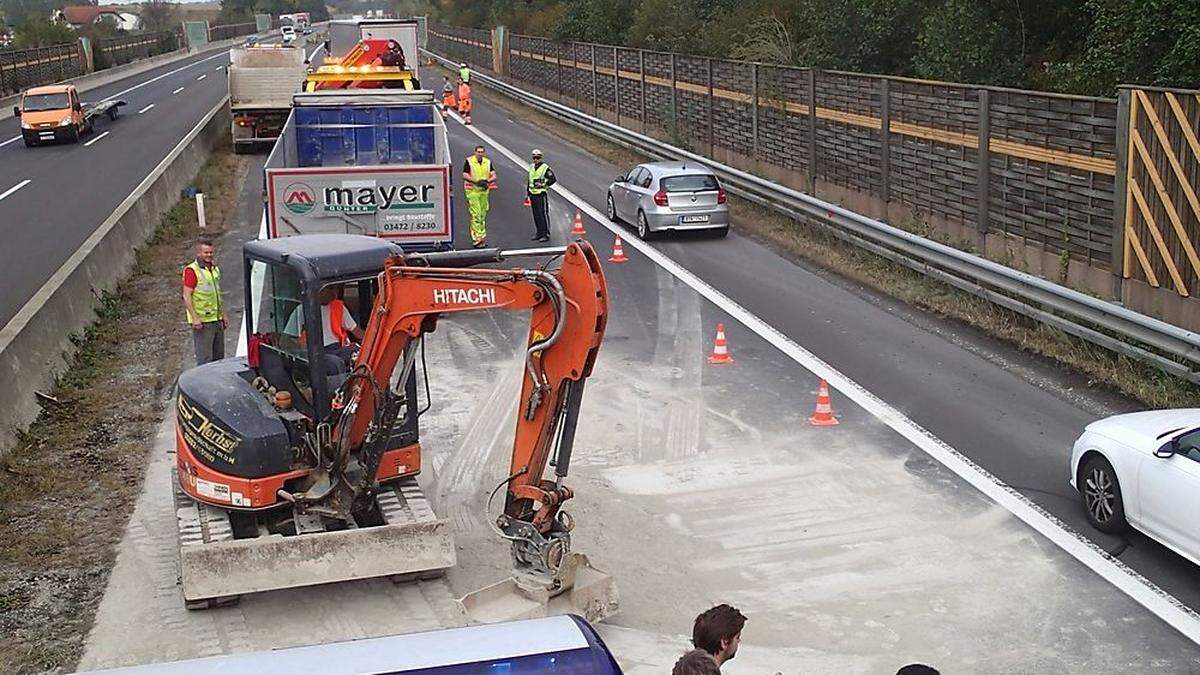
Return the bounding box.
[526,148,556,242]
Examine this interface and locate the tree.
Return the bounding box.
[1071,0,1200,94]
[552,0,634,44]
[12,16,74,47]
[139,0,180,33]
[914,0,1023,85]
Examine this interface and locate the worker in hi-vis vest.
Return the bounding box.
[182,239,227,366]
[459,62,470,84]
[462,145,497,248]
[440,75,456,119]
[526,148,557,242]
[457,79,472,124]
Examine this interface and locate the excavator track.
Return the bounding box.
[173,470,455,609]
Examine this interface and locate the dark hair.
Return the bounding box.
[692,604,746,656]
[896,665,940,675]
[197,238,215,248]
[474,145,485,152]
[672,650,721,675]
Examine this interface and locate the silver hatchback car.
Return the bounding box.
[606,162,729,239]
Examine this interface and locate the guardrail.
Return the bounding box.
[424,49,1200,384]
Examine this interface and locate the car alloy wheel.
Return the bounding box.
[607,193,617,222]
[1081,455,1126,533]
[1084,467,1115,524]
[637,211,650,240]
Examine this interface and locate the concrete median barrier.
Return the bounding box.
[0,96,231,457]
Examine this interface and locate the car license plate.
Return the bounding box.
[680,214,710,224]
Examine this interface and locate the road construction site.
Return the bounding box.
[4,22,1200,675]
[70,105,1200,673]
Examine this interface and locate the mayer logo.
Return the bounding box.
[283,183,316,215]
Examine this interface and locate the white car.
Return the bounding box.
[280,25,296,44]
[1071,409,1200,564]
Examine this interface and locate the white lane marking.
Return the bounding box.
[448,111,1200,644]
[215,65,223,71]
[83,131,110,147]
[196,74,207,81]
[172,86,185,95]
[99,51,228,103]
[137,104,155,114]
[0,136,21,148]
[0,179,31,201]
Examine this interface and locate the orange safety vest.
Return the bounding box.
[299,299,351,348]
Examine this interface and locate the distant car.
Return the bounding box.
[280,25,296,44]
[606,161,729,239]
[1071,409,1200,564]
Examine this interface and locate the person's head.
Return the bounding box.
[671,649,721,675]
[196,239,215,265]
[317,286,338,305]
[460,62,467,68]
[896,666,940,675]
[443,75,449,82]
[387,39,400,53]
[531,148,543,165]
[473,144,485,159]
[692,604,746,665]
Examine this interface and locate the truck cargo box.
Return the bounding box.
[263,90,454,251]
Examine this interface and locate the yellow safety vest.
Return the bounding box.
[459,66,470,83]
[466,156,492,192]
[527,163,550,195]
[185,260,222,323]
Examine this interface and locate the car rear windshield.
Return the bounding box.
[661,174,719,192]
[22,93,69,112]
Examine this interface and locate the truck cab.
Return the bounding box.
[15,84,86,146]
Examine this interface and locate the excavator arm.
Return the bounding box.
[339,242,608,583]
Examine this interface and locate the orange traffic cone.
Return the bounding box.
[608,236,629,263]
[571,210,586,236]
[707,323,734,364]
[808,379,839,426]
[523,195,531,208]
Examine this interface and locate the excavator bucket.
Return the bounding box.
[459,552,618,625]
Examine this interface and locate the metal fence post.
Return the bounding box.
[613,46,621,124]
[807,68,818,193]
[670,53,677,138]
[1111,88,1132,299]
[707,58,715,157]
[751,63,759,161]
[639,50,647,133]
[976,89,991,248]
[590,44,597,114]
[879,77,891,205]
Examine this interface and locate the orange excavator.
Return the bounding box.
[173,234,615,621]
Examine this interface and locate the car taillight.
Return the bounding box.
[717,188,727,204]
[653,190,669,207]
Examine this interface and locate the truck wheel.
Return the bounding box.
[23,135,34,147]
[108,107,118,121]
[66,126,80,143]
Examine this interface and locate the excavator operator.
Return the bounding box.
[283,285,364,380]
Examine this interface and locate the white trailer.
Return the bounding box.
[227,46,306,151]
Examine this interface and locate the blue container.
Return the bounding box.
[295,104,437,167]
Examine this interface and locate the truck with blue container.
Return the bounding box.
[263,88,454,251]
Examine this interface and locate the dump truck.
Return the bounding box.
[14,84,125,146]
[228,45,306,151]
[262,86,454,251]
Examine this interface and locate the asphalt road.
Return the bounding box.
[451,93,1200,616]
[0,38,284,329]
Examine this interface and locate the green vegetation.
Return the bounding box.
[428,0,1200,95]
[218,0,329,24]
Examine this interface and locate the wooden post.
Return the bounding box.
[573,44,580,109]
[707,58,715,157]
[613,46,620,125]
[807,69,818,193]
[879,77,891,206]
[1112,88,1132,298]
[590,43,598,115]
[670,53,678,139]
[639,50,647,133]
[976,88,991,248]
[751,63,759,161]
[556,42,563,103]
